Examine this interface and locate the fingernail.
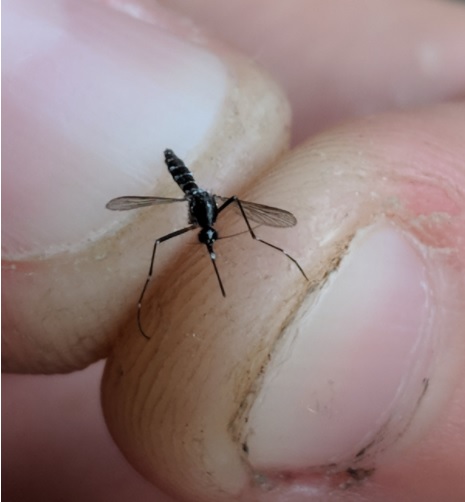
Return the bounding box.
[3,0,227,258]
[242,225,434,472]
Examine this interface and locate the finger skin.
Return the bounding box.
[164,0,465,142]
[4,1,465,501]
[2,1,290,373]
[102,104,465,501]
[2,363,177,502]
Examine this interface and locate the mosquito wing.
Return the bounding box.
[215,196,297,228]
[106,196,186,211]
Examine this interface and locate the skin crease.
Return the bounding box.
[3,1,465,502]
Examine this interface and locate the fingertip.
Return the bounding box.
[3,0,290,373]
[102,104,465,500]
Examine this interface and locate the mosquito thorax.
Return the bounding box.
[198,227,218,245]
[188,189,218,228]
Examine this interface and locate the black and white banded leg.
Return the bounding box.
[137,224,196,339]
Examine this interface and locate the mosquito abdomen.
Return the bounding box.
[164,149,198,194]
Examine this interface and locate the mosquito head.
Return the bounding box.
[198,227,218,246]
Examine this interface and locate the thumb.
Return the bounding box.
[102,103,465,501]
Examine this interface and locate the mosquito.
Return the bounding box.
[106,149,307,339]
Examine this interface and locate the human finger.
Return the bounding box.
[102,102,465,501]
[2,0,289,372]
[164,0,465,141]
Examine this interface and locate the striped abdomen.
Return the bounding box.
[164,149,198,194]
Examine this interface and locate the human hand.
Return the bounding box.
[3,1,465,501]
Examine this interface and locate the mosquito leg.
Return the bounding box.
[217,195,238,214]
[217,225,261,240]
[138,224,196,339]
[219,196,308,281]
